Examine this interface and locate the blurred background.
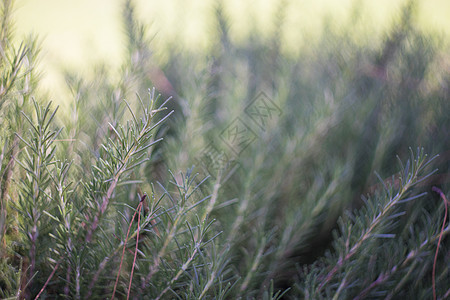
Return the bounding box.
[14,0,450,102]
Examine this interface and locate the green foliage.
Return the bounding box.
[296,149,447,299]
[1,0,449,299]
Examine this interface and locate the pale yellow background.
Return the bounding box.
[13,0,450,101]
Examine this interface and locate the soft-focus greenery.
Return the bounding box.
[13,0,450,102]
[1,0,449,299]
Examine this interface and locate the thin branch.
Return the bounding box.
[34,261,60,300]
[431,187,448,300]
[111,198,144,300]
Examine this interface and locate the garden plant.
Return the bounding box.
[0,0,449,299]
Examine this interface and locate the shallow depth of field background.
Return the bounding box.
[14,0,450,103]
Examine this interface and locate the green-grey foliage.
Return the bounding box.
[1,0,449,299]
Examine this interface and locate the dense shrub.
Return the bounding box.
[1,0,448,298]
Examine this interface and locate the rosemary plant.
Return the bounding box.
[1,0,449,299]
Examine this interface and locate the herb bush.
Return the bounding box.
[0,0,449,299]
